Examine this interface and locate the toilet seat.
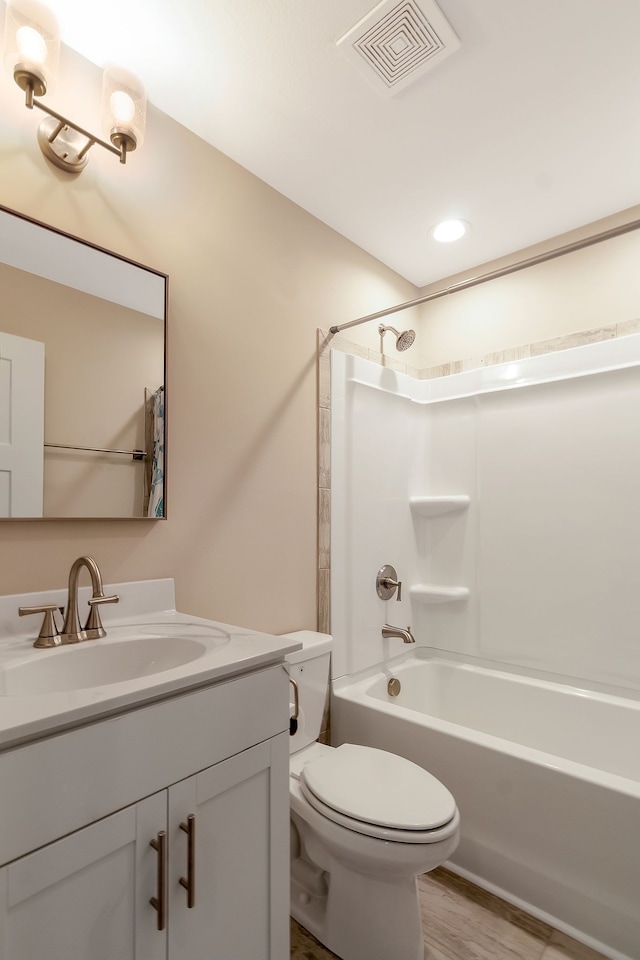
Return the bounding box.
[299,743,457,844]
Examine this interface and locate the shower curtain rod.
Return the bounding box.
[329,216,640,335]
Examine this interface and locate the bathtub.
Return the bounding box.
[331,649,640,960]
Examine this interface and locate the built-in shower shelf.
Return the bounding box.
[409,496,470,517]
[410,584,470,604]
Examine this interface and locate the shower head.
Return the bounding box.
[378,323,416,352]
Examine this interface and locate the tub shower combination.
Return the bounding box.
[329,340,640,960]
[332,650,640,959]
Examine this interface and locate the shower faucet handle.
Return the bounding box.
[376,564,402,602]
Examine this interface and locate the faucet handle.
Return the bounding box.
[384,577,402,602]
[84,594,120,634]
[87,594,120,606]
[19,604,63,648]
[376,564,402,602]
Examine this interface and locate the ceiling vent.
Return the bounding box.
[337,0,460,96]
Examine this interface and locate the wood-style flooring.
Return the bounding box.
[290,867,608,960]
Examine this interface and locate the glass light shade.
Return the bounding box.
[101,65,146,151]
[3,0,59,95]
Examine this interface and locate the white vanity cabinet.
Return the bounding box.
[0,663,290,960]
[0,790,165,960]
[167,739,286,960]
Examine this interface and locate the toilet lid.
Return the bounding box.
[300,743,456,831]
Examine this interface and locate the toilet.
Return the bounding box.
[283,631,460,960]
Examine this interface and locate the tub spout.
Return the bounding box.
[382,624,415,644]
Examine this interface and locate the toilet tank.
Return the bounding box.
[282,631,332,754]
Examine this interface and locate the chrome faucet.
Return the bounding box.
[382,624,415,644]
[19,556,119,648]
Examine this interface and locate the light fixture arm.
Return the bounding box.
[26,86,125,164]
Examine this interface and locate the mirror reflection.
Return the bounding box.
[0,205,167,519]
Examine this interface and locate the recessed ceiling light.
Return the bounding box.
[432,219,469,243]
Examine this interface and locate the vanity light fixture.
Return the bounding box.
[432,219,469,243]
[3,0,146,173]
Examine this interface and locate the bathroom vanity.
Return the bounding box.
[0,578,300,959]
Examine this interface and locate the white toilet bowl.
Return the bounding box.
[290,742,459,960]
[283,631,460,960]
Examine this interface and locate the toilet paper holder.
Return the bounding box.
[289,676,299,736]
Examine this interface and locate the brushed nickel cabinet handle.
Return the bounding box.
[179,814,196,908]
[149,830,167,931]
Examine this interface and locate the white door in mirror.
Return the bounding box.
[0,331,44,517]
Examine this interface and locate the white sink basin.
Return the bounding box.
[0,579,302,749]
[135,621,231,641]
[0,636,209,696]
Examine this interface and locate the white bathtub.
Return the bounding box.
[331,650,640,960]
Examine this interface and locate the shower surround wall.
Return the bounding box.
[329,337,640,691]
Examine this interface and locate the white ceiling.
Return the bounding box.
[22,0,640,287]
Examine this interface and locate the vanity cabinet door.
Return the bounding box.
[0,791,167,960]
[167,732,290,960]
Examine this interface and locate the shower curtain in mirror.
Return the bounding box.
[148,385,165,517]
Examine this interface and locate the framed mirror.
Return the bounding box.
[0,204,167,520]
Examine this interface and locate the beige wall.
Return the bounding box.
[312,206,640,369]
[415,207,640,368]
[0,38,417,632]
[3,25,639,633]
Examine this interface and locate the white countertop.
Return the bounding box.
[0,578,301,749]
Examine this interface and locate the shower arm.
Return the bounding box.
[328,215,640,336]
